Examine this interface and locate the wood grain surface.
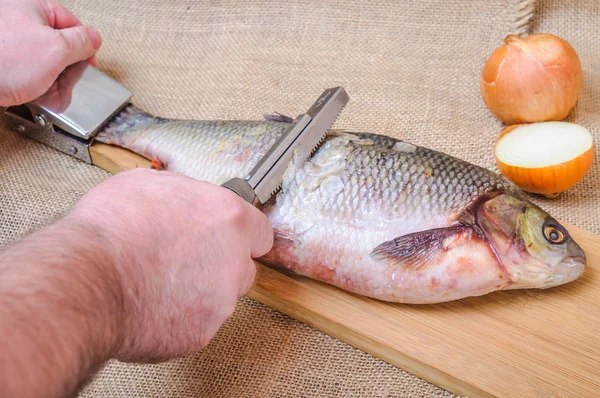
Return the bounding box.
[90,142,600,398]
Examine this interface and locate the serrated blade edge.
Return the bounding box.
[248,87,349,204]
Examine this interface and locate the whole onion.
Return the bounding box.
[480,33,583,125]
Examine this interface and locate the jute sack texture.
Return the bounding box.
[1,0,597,396]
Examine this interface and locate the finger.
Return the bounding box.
[238,258,258,298]
[243,203,274,258]
[56,25,102,67]
[86,54,98,67]
[46,0,81,29]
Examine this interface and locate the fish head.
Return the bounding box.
[476,194,585,289]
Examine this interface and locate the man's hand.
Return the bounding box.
[70,169,274,362]
[0,0,102,106]
[0,169,274,397]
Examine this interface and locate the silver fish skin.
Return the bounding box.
[96,106,586,304]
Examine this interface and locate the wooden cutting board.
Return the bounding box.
[91,142,600,398]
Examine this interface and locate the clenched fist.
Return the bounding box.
[0,0,102,106]
[69,169,274,362]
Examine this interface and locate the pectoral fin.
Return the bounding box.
[370,225,474,270]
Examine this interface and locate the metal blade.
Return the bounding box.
[246,87,349,204]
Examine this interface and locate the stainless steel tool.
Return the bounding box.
[3,61,349,205]
[3,61,132,164]
[221,86,349,205]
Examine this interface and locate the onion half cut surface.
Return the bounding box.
[495,122,594,198]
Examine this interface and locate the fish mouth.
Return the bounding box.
[555,256,586,284]
[538,257,586,288]
[506,256,586,290]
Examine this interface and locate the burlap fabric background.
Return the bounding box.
[1,0,598,396]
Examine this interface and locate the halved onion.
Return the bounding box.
[495,122,594,198]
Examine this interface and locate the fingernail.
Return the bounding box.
[88,27,102,50]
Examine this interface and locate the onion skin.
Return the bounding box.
[495,125,594,198]
[481,34,583,125]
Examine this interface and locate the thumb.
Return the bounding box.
[244,203,274,258]
[238,258,258,298]
[56,26,102,67]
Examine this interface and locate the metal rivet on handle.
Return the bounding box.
[35,114,47,126]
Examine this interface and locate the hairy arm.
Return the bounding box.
[0,217,124,398]
[0,169,273,397]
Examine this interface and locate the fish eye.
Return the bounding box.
[543,224,565,244]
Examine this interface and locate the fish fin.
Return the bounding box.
[150,157,166,171]
[263,112,294,123]
[369,225,473,270]
[271,229,296,249]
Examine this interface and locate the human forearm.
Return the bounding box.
[0,217,124,398]
[0,168,273,396]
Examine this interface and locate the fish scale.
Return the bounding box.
[96,106,586,303]
[319,132,516,220]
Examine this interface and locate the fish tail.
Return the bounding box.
[95,104,162,144]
